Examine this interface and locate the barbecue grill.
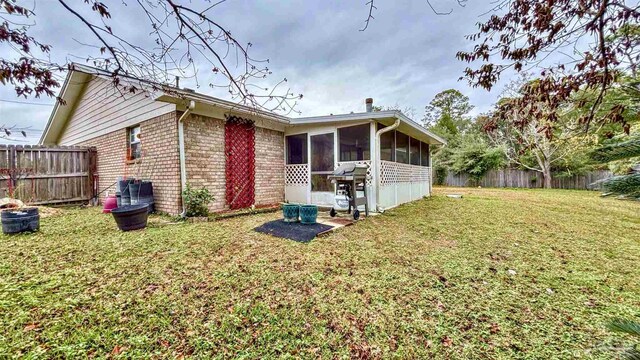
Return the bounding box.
[327,163,369,220]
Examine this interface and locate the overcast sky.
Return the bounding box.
[0,0,510,144]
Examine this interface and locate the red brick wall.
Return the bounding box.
[78,111,181,214]
[184,114,285,212]
[255,126,285,206]
[78,111,284,214]
[183,114,227,212]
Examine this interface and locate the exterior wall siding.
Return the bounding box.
[63,87,285,215]
[78,111,182,214]
[184,114,285,212]
[254,127,285,206]
[183,114,227,212]
[59,76,175,145]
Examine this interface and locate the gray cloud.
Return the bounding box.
[0,0,509,144]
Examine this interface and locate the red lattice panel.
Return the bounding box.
[225,116,256,210]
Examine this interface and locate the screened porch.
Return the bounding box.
[284,114,442,212]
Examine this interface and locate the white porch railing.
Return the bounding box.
[285,164,309,186]
[379,160,431,185]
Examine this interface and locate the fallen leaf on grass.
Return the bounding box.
[159,339,170,348]
[23,323,38,332]
[442,336,453,347]
[111,345,125,355]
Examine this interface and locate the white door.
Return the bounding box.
[309,133,335,206]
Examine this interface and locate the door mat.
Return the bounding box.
[254,220,334,243]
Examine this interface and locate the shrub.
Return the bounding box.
[450,142,505,181]
[182,184,214,217]
[434,163,448,185]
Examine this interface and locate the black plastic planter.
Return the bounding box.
[111,204,149,231]
[2,207,40,234]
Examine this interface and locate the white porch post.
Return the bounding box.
[429,145,433,196]
[369,121,377,211]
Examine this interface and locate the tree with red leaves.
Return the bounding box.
[457,0,640,137]
[0,0,302,115]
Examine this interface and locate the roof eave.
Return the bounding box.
[393,111,447,145]
[154,92,290,124]
[289,110,447,145]
[39,70,73,145]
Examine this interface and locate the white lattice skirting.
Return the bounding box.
[380,161,431,185]
[285,164,309,186]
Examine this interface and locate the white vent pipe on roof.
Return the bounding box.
[366,98,374,112]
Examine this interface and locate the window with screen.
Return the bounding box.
[395,131,409,164]
[128,125,141,160]
[410,137,421,166]
[378,123,395,162]
[286,133,308,164]
[338,124,370,161]
[421,142,430,166]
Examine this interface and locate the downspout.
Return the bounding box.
[178,100,196,217]
[375,118,400,212]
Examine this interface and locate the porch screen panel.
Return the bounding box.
[410,137,421,165]
[338,124,370,161]
[379,127,395,162]
[286,133,307,164]
[421,142,430,166]
[311,133,334,192]
[395,132,409,164]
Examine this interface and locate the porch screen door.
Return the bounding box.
[310,133,335,203]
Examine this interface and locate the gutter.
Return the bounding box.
[178,100,196,217]
[374,118,400,212]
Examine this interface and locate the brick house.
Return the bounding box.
[40,64,445,215]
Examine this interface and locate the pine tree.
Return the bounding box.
[590,137,640,199]
[607,319,640,359]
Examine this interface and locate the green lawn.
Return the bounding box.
[1,188,639,358]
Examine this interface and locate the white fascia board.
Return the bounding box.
[154,92,290,125]
[289,110,447,145]
[38,70,87,144]
[289,111,397,125]
[394,112,447,145]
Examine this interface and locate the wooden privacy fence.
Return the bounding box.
[0,145,97,205]
[437,169,613,190]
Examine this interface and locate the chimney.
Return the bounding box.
[365,98,373,112]
[175,76,180,88]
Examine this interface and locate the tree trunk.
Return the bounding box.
[542,164,552,189]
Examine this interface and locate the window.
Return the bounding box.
[410,137,421,166]
[128,125,141,160]
[286,133,307,164]
[338,124,370,161]
[310,133,334,192]
[395,131,409,164]
[378,123,395,162]
[421,142,430,166]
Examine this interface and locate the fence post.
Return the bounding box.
[88,147,98,205]
[7,146,16,196]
